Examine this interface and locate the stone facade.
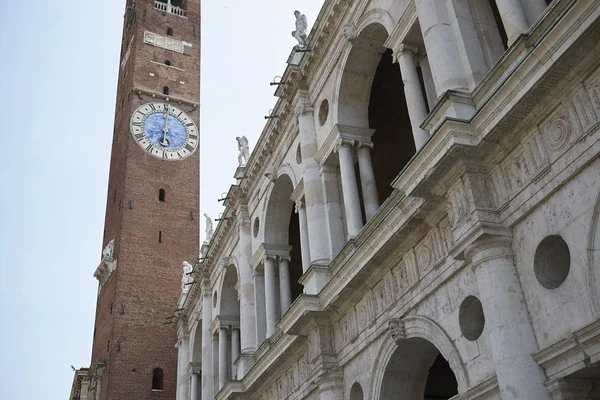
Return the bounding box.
[177,0,600,399]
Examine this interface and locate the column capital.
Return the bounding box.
[294,92,314,118]
[356,140,374,150]
[334,138,356,153]
[278,255,291,263]
[393,43,419,63]
[464,235,514,271]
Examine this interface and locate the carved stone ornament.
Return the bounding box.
[342,22,357,41]
[94,239,117,288]
[143,31,185,53]
[389,318,407,344]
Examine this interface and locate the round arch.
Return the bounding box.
[588,190,600,316]
[217,264,240,318]
[263,174,296,245]
[335,22,389,129]
[189,320,202,363]
[370,316,470,399]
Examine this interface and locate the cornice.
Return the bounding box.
[132,87,199,108]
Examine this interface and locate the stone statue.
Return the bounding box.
[204,213,214,242]
[181,261,193,292]
[292,10,308,47]
[102,239,115,260]
[236,136,250,166]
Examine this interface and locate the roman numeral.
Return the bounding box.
[134,133,144,141]
[162,151,169,159]
[186,122,194,127]
[146,144,155,152]
[149,104,157,112]
[185,144,194,152]
[189,135,198,140]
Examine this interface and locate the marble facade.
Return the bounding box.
[176,1,600,399]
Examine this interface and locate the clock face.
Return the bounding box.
[130,102,198,160]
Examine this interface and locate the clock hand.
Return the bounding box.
[160,104,170,147]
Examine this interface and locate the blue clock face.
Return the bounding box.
[130,102,198,160]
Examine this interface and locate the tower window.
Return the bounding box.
[163,86,170,96]
[152,368,164,391]
[159,189,166,202]
[167,27,173,36]
[165,60,172,66]
[159,231,162,243]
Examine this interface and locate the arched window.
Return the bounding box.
[159,189,166,202]
[167,27,173,36]
[152,368,163,391]
[165,60,172,66]
[163,86,170,95]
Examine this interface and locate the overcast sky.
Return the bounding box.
[0,0,324,398]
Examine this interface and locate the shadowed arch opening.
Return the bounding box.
[380,338,458,400]
[219,265,240,318]
[337,23,415,214]
[264,174,304,302]
[350,382,364,400]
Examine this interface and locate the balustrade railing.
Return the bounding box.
[154,1,187,17]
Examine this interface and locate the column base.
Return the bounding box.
[235,352,256,380]
[300,263,331,295]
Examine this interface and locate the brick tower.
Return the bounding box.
[86,0,200,399]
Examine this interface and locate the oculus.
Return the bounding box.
[130,102,198,160]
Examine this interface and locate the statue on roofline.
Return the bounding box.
[292,10,308,47]
[236,136,250,166]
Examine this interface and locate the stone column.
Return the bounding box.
[218,327,228,390]
[252,269,267,345]
[297,97,330,265]
[176,334,189,400]
[190,372,199,400]
[465,236,550,400]
[279,256,292,316]
[295,201,311,273]
[336,139,363,238]
[493,0,530,46]
[201,287,214,400]
[395,45,430,149]
[521,0,548,26]
[264,257,279,337]
[231,328,240,380]
[316,373,344,400]
[237,210,256,353]
[415,0,469,95]
[356,142,379,221]
[320,164,346,257]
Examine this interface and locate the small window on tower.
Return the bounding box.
[163,86,170,96]
[159,189,166,202]
[167,27,173,36]
[152,368,164,391]
[165,60,172,66]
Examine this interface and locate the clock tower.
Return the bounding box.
[86,1,200,399]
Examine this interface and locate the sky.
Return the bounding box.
[0,0,324,398]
